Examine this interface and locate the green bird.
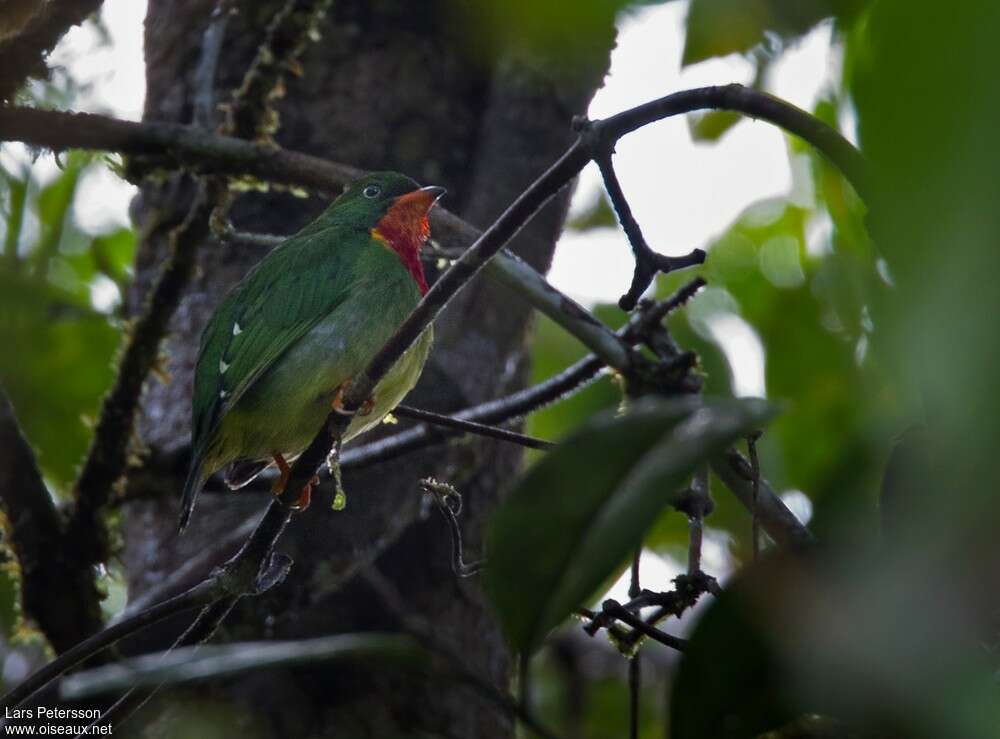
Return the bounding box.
[179,172,444,532]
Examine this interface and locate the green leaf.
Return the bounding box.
[565,190,618,232]
[687,109,743,142]
[682,0,869,66]
[486,396,774,653]
[0,269,119,488]
[526,313,621,445]
[671,549,1000,739]
[1,163,29,267]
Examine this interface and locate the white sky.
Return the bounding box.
[38,0,845,400]
[552,2,839,305]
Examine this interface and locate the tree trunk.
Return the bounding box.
[120,1,613,735]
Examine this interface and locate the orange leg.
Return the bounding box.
[331,380,375,416]
[291,475,320,511]
[271,452,290,494]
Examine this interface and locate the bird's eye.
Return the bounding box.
[362,185,381,199]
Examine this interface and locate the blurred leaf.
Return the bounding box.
[61,633,424,698]
[90,227,136,284]
[527,312,622,444]
[0,270,118,488]
[671,549,1000,739]
[30,152,88,282]
[688,109,742,142]
[1,163,28,268]
[444,0,622,66]
[565,190,618,232]
[683,0,869,66]
[487,396,774,653]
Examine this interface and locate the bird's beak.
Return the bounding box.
[394,185,446,211]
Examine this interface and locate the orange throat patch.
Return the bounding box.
[371,196,433,294]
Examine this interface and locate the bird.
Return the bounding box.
[178,171,445,532]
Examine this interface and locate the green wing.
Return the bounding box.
[190,225,367,456]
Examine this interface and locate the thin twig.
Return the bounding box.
[685,464,711,576]
[598,602,687,652]
[582,573,717,651]
[419,479,485,577]
[0,387,103,652]
[68,179,222,571]
[0,83,869,238]
[3,86,837,709]
[1,579,218,709]
[0,0,104,102]
[629,654,641,739]
[394,405,553,451]
[76,595,242,735]
[362,569,562,739]
[747,431,764,560]
[628,549,642,739]
[340,355,603,469]
[713,449,812,548]
[588,143,705,311]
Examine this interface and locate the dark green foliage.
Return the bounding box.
[0,153,127,490]
[487,397,773,653]
[683,0,870,66]
[671,549,1000,739]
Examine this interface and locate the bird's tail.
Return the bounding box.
[178,457,206,534]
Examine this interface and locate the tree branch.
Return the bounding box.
[59,632,423,699]
[0,578,218,709]
[222,0,333,142]
[393,405,553,451]
[67,178,222,573]
[0,83,868,242]
[0,84,840,708]
[0,387,102,652]
[340,355,604,468]
[0,0,105,103]
[712,448,813,549]
[588,143,705,310]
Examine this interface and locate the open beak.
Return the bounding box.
[394,185,446,211]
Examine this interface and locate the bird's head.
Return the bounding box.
[333,171,446,293]
[334,171,445,236]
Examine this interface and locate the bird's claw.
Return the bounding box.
[290,475,320,511]
[331,382,375,417]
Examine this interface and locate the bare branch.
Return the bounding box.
[712,448,814,549]
[340,355,604,468]
[419,478,485,577]
[0,84,840,711]
[597,601,687,652]
[0,387,102,652]
[0,0,105,103]
[67,178,223,573]
[0,83,868,241]
[393,405,553,451]
[0,578,218,709]
[589,143,705,310]
[59,633,422,699]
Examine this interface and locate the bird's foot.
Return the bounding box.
[331,381,375,417]
[271,452,290,494]
[290,475,320,511]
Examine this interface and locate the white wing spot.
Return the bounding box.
[220,359,230,373]
[220,390,228,399]
[233,322,242,336]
